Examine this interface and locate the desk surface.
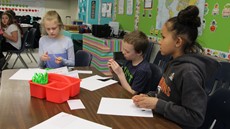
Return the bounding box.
[0,67,181,129]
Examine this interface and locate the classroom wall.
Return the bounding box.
[44,0,78,24]
[115,0,230,60]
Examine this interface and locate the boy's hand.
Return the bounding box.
[55,57,62,64]
[108,59,123,75]
[107,59,115,73]
[41,52,50,61]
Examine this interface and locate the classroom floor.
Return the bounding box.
[0,49,39,82]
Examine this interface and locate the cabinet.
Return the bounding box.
[83,34,123,75]
[78,0,114,24]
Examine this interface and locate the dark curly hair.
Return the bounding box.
[165,5,203,53]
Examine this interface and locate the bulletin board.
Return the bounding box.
[115,0,136,31]
[115,0,230,59]
[198,1,230,57]
[0,0,45,17]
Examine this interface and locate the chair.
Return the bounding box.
[114,41,154,66]
[199,62,230,129]
[199,88,230,129]
[145,63,163,92]
[206,62,230,96]
[75,50,92,67]
[153,51,172,71]
[25,28,38,63]
[144,41,154,62]
[1,30,29,70]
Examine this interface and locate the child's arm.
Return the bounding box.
[3,30,18,43]
[61,43,75,67]
[108,59,136,94]
[38,39,48,68]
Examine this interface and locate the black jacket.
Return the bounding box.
[154,54,220,129]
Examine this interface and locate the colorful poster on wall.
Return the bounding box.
[0,0,45,17]
[156,0,205,35]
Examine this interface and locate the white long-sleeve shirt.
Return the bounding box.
[38,35,75,68]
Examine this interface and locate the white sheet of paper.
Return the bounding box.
[80,75,117,91]
[9,69,46,80]
[65,70,79,78]
[97,97,153,117]
[30,112,111,129]
[77,70,93,74]
[67,99,85,110]
[47,66,68,75]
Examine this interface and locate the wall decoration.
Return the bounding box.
[202,19,206,29]
[101,2,112,18]
[126,0,133,15]
[212,3,219,16]
[149,25,154,35]
[91,1,96,19]
[134,0,140,30]
[222,3,230,18]
[210,19,217,32]
[0,0,45,17]
[204,2,209,16]
[156,0,205,35]
[106,3,112,18]
[118,0,124,14]
[101,3,107,17]
[205,48,230,60]
[113,0,117,20]
[144,0,153,10]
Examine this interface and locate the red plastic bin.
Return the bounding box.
[48,73,81,97]
[29,73,81,103]
[29,80,47,99]
[45,82,70,103]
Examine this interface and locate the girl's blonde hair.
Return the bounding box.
[41,10,63,35]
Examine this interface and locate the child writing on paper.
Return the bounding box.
[132,6,219,129]
[108,30,152,94]
[39,10,75,68]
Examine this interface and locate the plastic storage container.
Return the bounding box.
[29,73,81,103]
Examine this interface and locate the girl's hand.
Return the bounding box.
[0,29,3,35]
[55,57,62,64]
[41,52,50,61]
[132,95,158,109]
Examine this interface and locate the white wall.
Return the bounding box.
[44,0,78,24]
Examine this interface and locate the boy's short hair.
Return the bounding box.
[123,30,149,55]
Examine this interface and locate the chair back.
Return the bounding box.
[146,63,163,92]
[144,42,154,62]
[25,28,37,48]
[75,50,92,67]
[207,62,230,95]
[153,51,171,71]
[8,30,29,53]
[199,88,230,129]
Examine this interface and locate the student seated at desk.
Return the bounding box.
[38,10,75,68]
[108,30,152,94]
[0,11,22,68]
[132,6,220,129]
